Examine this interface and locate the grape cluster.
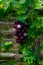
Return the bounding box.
[13,20,28,45]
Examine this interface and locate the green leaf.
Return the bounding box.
[6,60,16,65]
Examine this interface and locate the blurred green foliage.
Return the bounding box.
[0,0,43,65]
[1,41,13,52]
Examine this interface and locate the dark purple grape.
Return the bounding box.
[23,27,26,31]
[16,36,19,40]
[23,33,27,37]
[22,30,25,33]
[17,29,21,32]
[19,33,22,36]
[24,22,28,27]
[17,24,21,29]
[16,39,20,43]
[20,36,24,40]
[20,39,25,43]
[14,20,28,45]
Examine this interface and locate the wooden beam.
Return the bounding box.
[0,21,14,25]
[0,53,23,63]
[0,53,23,59]
[0,28,16,34]
[0,60,7,63]
[0,30,15,34]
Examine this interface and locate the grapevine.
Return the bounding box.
[0,0,43,65]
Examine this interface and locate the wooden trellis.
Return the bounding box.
[0,20,24,65]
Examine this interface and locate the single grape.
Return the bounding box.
[20,36,24,39]
[17,24,21,29]
[19,33,22,36]
[16,39,20,43]
[24,22,28,27]
[16,36,19,40]
[13,28,16,32]
[23,27,26,30]
[23,33,27,36]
